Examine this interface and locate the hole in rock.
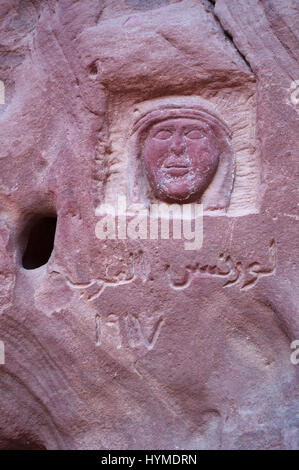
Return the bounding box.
[1,437,46,450]
[22,216,57,270]
[89,60,98,77]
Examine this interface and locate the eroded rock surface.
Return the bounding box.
[0,0,298,449]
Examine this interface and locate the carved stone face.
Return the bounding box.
[142,118,220,203]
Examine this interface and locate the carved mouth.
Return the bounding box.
[164,162,189,168]
[161,158,191,177]
[164,167,189,176]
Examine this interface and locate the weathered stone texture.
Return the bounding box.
[0,0,298,449]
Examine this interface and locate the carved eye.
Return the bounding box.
[154,130,172,140]
[185,129,204,140]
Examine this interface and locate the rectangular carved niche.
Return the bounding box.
[98,82,258,217]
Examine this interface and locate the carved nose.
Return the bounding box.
[170,135,185,156]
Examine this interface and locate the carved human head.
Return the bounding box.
[131,97,235,210]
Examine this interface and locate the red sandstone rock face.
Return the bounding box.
[0,0,298,450]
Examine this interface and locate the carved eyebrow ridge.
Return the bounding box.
[152,125,207,137]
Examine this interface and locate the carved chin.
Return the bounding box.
[154,179,206,203]
[147,167,216,203]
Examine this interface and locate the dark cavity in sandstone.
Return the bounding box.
[21,216,57,270]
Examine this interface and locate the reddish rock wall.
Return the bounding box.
[0,0,298,449]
